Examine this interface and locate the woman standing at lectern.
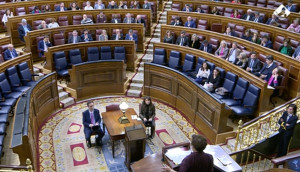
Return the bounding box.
[139,96,156,138]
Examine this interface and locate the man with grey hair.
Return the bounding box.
[4,44,18,61]
[123,13,135,23]
[81,14,94,25]
[125,29,138,44]
[68,30,82,43]
[242,9,254,21]
[18,18,32,42]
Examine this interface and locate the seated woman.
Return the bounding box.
[131,1,140,9]
[2,9,13,26]
[234,52,248,69]
[287,18,300,33]
[48,18,60,28]
[211,6,220,15]
[224,26,236,36]
[163,30,174,44]
[215,40,229,59]
[267,67,282,95]
[279,39,293,56]
[119,1,128,9]
[69,2,80,10]
[42,5,52,13]
[195,62,210,84]
[99,30,109,41]
[230,9,241,19]
[241,29,252,41]
[203,69,221,92]
[32,6,41,14]
[251,32,261,44]
[139,96,156,138]
[190,34,200,49]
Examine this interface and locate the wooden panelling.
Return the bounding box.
[143,63,233,144]
[160,25,300,99]
[24,23,144,61]
[6,9,152,46]
[67,61,126,99]
[44,40,137,71]
[0,53,33,73]
[0,36,11,45]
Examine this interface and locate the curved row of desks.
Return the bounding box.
[44,40,137,71]
[6,9,152,45]
[172,0,300,22]
[152,42,273,115]
[166,11,300,42]
[160,25,300,99]
[24,23,144,61]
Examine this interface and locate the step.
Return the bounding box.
[155,28,161,34]
[60,97,75,108]
[147,43,153,49]
[34,73,44,81]
[130,83,144,90]
[33,67,40,74]
[138,67,144,72]
[146,49,153,54]
[160,16,166,20]
[153,33,161,38]
[58,86,64,93]
[155,24,161,28]
[131,73,144,83]
[159,20,167,24]
[150,38,161,43]
[127,89,141,97]
[165,4,171,8]
[59,91,69,101]
[142,54,153,62]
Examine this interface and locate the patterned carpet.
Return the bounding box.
[38,97,199,172]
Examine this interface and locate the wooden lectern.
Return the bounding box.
[124,124,147,168]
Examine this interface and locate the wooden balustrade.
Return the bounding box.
[44,40,137,71]
[6,9,152,46]
[160,25,300,99]
[0,36,11,45]
[24,23,144,61]
[0,53,33,73]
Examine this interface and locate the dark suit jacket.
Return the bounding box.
[170,21,182,26]
[80,34,93,42]
[107,4,118,9]
[176,36,190,46]
[184,20,196,28]
[259,62,277,80]
[111,34,124,40]
[143,2,151,9]
[248,58,262,73]
[251,16,264,23]
[292,46,300,58]
[278,111,298,134]
[199,43,213,53]
[97,16,107,23]
[224,31,237,37]
[242,14,254,20]
[262,40,273,49]
[82,109,101,130]
[136,18,146,27]
[123,17,135,23]
[111,18,121,23]
[18,24,32,42]
[266,18,278,25]
[38,40,52,57]
[207,74,221,87]
[190,40,200,49]
[182,7,193,12]
[286,5,297,12]
[55,7,67,11]
[68,36,82,43]
[125,34,138,44]
[242,35,252,41]
[3,49,18,61]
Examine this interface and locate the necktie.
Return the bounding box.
[250,59,254,68]
[255,18,258,22]
[10,51,14,58]
[204,46,207,52]
[90,112,95,124]
[180,38,184,46]
[287,114,292,122]
[128,18,131,23]
[73,37,76,43]
[115,19,118,23]
[116,35,119,40]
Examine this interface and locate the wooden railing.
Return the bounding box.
[0,158,33,171]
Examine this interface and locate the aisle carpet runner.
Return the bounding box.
[38,97,199,172]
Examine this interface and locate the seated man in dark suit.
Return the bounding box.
[254,55,277,80]
[135,15,146,27]
[170,17,182,26]
[18,19,32,42]
[111,16,121,23]
[83,101,104,148]
[68,30,82,43]
[125,29,138,44]
[246,52,262,74]
[266,14,278,25]
[195,6,204,13]
[182,4,193,12]
[108,0,118,9]
[55,2,67,11]
[260,35,273,49]
[199,40,213,54]
[176,30,190,46]
[224,26,236,37]
[292,45,300,60]
[80,29,93,42]
[242,9,254,21]
[38,36,52,58]
[123,13,135,23]
[251,12,264,23]
[111,29,124,40]
[4,44,18,61]
[286,0,297,12]
[143,0,151,9]
[184,16,196,28]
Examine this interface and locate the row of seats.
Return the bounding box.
[152,48,261,117]
[53,46,126,80]
[0,61,36,156]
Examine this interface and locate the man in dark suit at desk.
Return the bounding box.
[38,36,52,58]
[199,40,213,54]
[242,9,254,21]
[254,55,277,80]
[123,13,135,23]
[83,101,104,148]
[184,16,196,28]
[260,35,273,49]
[246,52,262,74]
[125,29,138,44]
[251,12,264,23]
[266,14,278,25]
[143,0,151,9]
[18,19,32,42]
[136,15,146,27]
[176,31,190,46]
[111,29,124,40]
[4,44,18,61]
[286,0,297,12]
[170,17,182,26]
[68,30,82,43]
[80,29,93,42]
[55,2,67,11]
[292,45,300,60]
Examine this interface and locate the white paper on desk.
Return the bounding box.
[217,155,232,166]
[131,115,137,119]
[165,149,192,165]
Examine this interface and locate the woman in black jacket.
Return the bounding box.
[139,96,156,138]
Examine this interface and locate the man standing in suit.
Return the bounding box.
[286,0,297,12]
[38,36,52,58]
[4,44,18,61]
[136,15,146,27]
[55,2,67,11]
[83,101,104,148]
[242,9,254,21]
[111,29,124,40]
[260,35,273,49]
[80,29,93,42]
[226,42,241,63]
[123,13,135,23]
[176,31,190,46]
[18,19,32,42]
[277,104,298,157]
[254,55,277,80]
[199,40,213,54]
[251,12,264,23]
[68,30,82,43]
[292,45,300,60]
[184,16,196,28]
[246,52,262,74]
[125,29,138,44]
[143,0,151,9]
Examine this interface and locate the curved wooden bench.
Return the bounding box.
[44,40,137,71]
[24,23,144,61]
[6,9,152,45]
[160,25,300,98]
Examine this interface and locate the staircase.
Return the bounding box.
[58,86,75,108]
[126,0,171,97]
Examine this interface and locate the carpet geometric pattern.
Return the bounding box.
[38,97,199,172]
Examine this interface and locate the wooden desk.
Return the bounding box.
[131,153,163,172]
[102,108,145,158]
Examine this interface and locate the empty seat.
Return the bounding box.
[33,20,43,30]
[200,5,209,13]
[114,47,126,62]
[168,50,181,69]
[231,84,261,117]
[55,57,69,81]
[273,36,285,51]
[278,18,289,29]
[73,15,83,25]
[0,91,16,107]
[53,51,66,61]
[206,61,215,71]
[6,66,30,92]
[267,0,275,8]
[221,78,249,106]
[224,8,234,17]
[100,46,112,60]
[106,104,120,111]
[197,19,208,30]
[17,62,37,87]
[58,16,69,26]
[256,0,266,7]
[53,33,65,46]
[212,72,237,99]
[153,48,166,65]
[211,23,222,33]
[16,7,26,16]
[69,49,82,65]
[208,38,220,53]
[87,47,100,61]
[171,3,181,11]
[189,57,206,78]
[247,0,257,6]
[235,25,245,38]
[181,54,195,75]
[0,72,23,99]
